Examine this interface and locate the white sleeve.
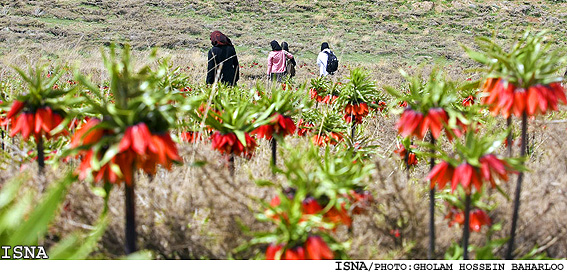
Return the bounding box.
[317,53,327,76]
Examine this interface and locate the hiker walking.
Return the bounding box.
[317,42,338,77]
[281,42,296,79]
[206,31,240,86]
[267,40,293,82]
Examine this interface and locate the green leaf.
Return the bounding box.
[190,161,208,167]
[254,180,275,187]
[8,173,75,246]
[48,216,108,260]
[234,130,247,147]
[0,174,26,209]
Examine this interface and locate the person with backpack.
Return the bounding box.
[317,42,339,77]
[206,31,240,86]
[281,42,296,79]
[267,40,294,82]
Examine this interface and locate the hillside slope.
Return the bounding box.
[1,0,567,64]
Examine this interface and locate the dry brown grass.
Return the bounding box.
[2,98,567,259]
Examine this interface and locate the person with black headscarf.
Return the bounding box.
[317,42,332,77]
[267,40,293,82]
[281,42,296,78]
[206,31,240,86]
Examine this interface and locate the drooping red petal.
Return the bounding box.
[283,246,306,260]
[496,85,514,118]
[534,85,549,114]
[470,209,491,232]
[302,197,323,214]
[252,124,273,140]
[426,108,448,139]
[397,109,424,138]
[407,153,418,166]
[71,118,103,148]
[266,243,283,260]
[305,236,334,260]
[427,161,452,189]
[526,86,539,116]
[130,123,152,156]
[115,150,136,186]
[452,163,472,193]
[119,126,133,152]
[470,168,482,192]
[512,89,527,117]
[11,113,35,140]
[280,115,296,136]
[158,133,182,162]
[541,85,558,111]
[549,82,567,104]
[6,100,25,119]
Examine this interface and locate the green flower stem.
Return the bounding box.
[350,114,356,142]
[507,116,513,157]
[463,193,472,260]
[125,177,137,254]
[428,134,436,259]
[271,138,277,167]
[506,111,528,259]
[229,155,235,178]
[36,135,45,173]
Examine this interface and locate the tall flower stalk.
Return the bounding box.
[336,68,377,146]
[69,45,183,254]
[386,69,466,259]
[198,87,264,176]
[238,143,373,259]
[427,127,523,259]
[5,65,76,174]
[252,84,309,168]
[465,31,566,259]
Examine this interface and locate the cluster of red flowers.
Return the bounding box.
[180,131,201,143]
[296,119,314,136]
[179,87,192,93]
[309,88,337,104]
[197,104,223,124]
[394,143,418,166]
[265,187,374,260]
[211,131,257,158]
[266,236,333,260]
[269,189,373,228]
[252,114,296,140]
[312,132,343,146]
[7,101,66,140]
[73,120,181,185]
[346,189,374,215]
[445,206,491,232]
[371,101,387,112]
[397,108,453,139]
[242,61,260,68]
[0,100,7,128]
[462,95,475,107]
[427,154,515,193]
[483,78,567,117]
[343,102,369,124]
[301,197,352,227]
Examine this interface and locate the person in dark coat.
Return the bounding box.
[206,31,239,86]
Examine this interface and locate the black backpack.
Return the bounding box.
[325,51,339,74]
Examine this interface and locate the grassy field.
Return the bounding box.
[1,0,567,260]
[2,0,567,70]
